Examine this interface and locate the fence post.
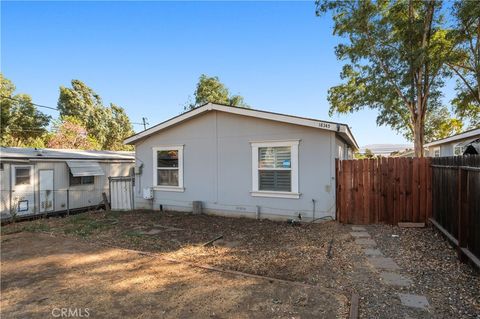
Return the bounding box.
[67,189,70,216]
[457,167,467,262]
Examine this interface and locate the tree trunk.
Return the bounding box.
[413,116,425,157]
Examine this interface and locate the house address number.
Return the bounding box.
[318,122,332,129]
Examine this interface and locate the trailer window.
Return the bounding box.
[15,167,31,185]
[69,173,94,186]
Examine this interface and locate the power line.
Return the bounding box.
[4,128,51,132]
[1,95,58,111]
[1,95,148,128]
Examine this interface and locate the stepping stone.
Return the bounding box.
[380,272,412,286]
[351,226,366,231]
[364,248,383,257]
[350,231,371,238]
[367,257,401,270]
[398,293,429,310]
[355,238,377,247]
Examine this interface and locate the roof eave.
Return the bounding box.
[124,103,359,149]
[424,128,480,147]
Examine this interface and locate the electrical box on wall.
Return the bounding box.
[134,165,143,175]
[143,187,153,200]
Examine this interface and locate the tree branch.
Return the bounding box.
[448,62,476,73]
[448,63,480,105]
[375,55,412,110]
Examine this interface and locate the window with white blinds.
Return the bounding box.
[251,140,300,198]
[258,147,292,192]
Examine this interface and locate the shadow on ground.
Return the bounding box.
[1,232,348,319]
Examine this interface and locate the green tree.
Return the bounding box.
[57,80,134,150]
[1,74,16,139]
[424,107,463,142]
[449,0,480,128]
[58,79,103,123]
[186,74,248,110]
[364,148,375,158]
[104,104,134,151]
[1,74,51,146]
[317,0,459,157]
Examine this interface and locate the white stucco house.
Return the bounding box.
[124,103,358,221]
[425,128,480,157]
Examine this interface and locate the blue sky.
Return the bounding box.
[1,1,456,146]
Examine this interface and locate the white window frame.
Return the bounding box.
[432,147,440,157]
[250,140,300,199]
[152,145,184,192]
[14,165,33,186]
[454,143,464,156]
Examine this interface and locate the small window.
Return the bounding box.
[454,144,464,156]
[153,146,184,190]
[15,167,31,185]
[157,150,179,186]
[433,148,440,157]
[251,140,299,198]
[69,173,94,186]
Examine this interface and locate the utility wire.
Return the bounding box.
[1,95,147,127]
[4,128,51,132]
[1,95,58,111]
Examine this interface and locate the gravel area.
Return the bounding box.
[367,225,480,318]
[2,210,479,318]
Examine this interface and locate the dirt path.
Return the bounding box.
[1,232,348,319]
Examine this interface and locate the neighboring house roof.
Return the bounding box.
[396,149,415,157]
[0,147,135,161]
[359,144,413,156]
[424,128,480,147]
[464,138,480,155]
[124,102,359,150]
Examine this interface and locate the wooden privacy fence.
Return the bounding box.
[335,157,432,225]
[430,156,480,267]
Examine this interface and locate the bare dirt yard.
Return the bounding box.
[1,232,346,319]
[1,210,479,318]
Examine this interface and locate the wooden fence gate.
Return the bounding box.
[335,157,432,225]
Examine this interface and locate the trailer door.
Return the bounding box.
[39,170,54,213]
[11,165,35,216]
